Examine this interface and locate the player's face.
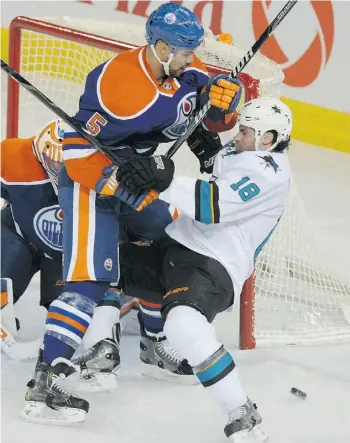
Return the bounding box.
[235,125,274,153]
[169,48,195,77]
[234,125,257,153]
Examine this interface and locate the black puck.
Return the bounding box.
[290,387,307,399]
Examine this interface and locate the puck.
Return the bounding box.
[290,387,307,399]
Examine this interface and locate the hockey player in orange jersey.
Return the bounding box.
[22,3,242,424]
[0,120,193,376]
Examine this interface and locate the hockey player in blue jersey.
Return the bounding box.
[19,2,242,424]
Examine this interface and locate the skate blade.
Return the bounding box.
[75,371,119,392]
[20,401,86,425]
[141,362,198,385]
[228,425,268,443]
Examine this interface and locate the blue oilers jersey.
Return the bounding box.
[62,46,210,191]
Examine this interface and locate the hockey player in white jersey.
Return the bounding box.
[117,97,292,442]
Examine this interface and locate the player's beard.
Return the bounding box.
[169,64,189,78]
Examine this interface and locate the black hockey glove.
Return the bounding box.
[187,124,223,174]
[117,155,175,193]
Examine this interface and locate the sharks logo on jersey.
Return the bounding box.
[34,205,64,251]
[162,93,197,139]
[258,155,280,173]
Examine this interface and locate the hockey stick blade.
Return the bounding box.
[165,0,298,160]
[1,59,122,165]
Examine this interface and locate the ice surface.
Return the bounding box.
[1,277,350,443]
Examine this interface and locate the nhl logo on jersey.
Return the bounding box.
[33,205,63,251]
[162,81,172,90]
[163,92,196,139]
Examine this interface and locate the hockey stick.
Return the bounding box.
[164,0,298,159]
[1,59,123,166]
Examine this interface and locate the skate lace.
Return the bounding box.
[51,373,71,397]
[156,340,183,364]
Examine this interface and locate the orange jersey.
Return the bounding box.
[62,46,210,191]
[1,137,62,258]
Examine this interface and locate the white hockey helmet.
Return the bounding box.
[238,97,292,152]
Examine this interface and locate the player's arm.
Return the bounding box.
[62,58,142,192]
[62,110,133,191]
[117,155,286,222]
[159,172,276,224]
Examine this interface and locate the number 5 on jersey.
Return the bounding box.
[231,176,260,201]
[87,113,107,135]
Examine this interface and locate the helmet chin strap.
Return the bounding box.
[150,45,175,76]
[255,141,278,152]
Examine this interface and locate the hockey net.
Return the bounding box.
[6,16,350,348]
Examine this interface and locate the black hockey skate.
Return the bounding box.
[72,323,121,391]
[21,357,89,424]
[140,326,196,384]
[224,399,268,442]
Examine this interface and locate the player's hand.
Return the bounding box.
[96,165,158,210]
[117,155,175,193]
[115,186,159,211]
[187,125,222,174]
[201,74,242,121]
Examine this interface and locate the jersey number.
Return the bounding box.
[86,113,107,136]
[231,176,260,201]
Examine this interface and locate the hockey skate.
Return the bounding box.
[140,328,196,384]
[21,357,89,425]
[72,323,121,392]
[224,399,268,443]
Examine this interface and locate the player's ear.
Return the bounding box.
[156,40,170,58]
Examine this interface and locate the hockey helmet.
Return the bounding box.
[238,97,292,152]
[146,3,204,51]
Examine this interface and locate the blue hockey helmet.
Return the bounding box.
[145,3,204,50]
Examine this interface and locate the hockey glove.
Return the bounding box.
[187,125,222,174]
[117,155,175,193]
[96,165,158,211]
[201,74,242,122]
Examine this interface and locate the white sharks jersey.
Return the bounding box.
[160,145,291,302]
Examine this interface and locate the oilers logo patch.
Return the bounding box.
[33,205,63,251]
[163,93,196,139]
[104,258,113,271]
[164,13,177,24]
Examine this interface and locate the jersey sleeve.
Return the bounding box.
[159,166,288,224]
[63,48,158,190]
[1,136,49,203]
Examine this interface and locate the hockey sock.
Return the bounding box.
[138,299,164,338]
[43,282,108,365]
[83,286,122,349]
[164,305,247,413]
